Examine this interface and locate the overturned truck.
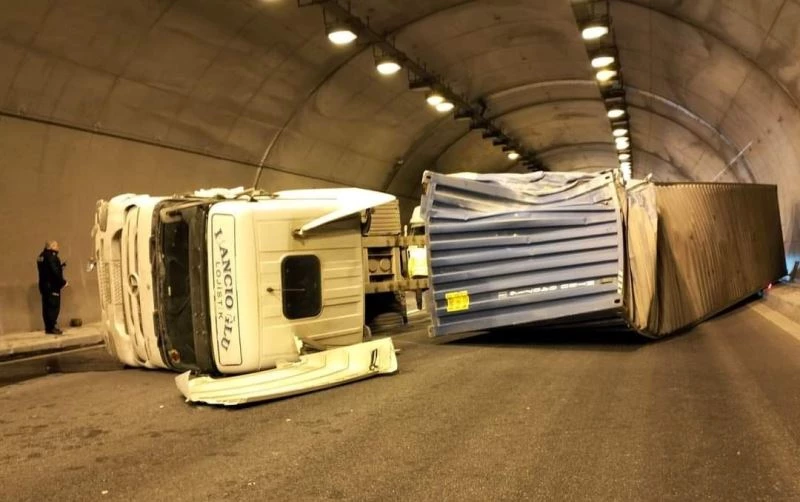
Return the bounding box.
[92,187,398,406]
[421,170,786,339]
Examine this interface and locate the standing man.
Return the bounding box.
[37,240,68,335]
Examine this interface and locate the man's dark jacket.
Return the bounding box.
[37,249,66,294]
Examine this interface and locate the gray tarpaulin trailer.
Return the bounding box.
[421,170,786,339]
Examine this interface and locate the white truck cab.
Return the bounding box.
[92,187,398,405]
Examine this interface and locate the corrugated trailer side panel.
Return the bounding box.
[364,200,402,236]
[422,171,626,337]
[644,183,786,336]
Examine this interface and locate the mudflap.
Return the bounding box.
[174,337,398,406]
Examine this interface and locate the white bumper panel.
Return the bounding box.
[174,337,398,406]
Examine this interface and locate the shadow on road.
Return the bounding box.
[0,347,123,387]
[437,293,764,352]
[451,326,647,352]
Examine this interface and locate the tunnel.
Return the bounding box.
[1,0,799,332]
[4,2,800,500]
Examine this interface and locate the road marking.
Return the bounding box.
[750,303,800,343]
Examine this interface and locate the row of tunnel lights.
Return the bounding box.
[327,21,524,161]
[581,21,633,181]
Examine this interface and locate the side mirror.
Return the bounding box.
[86,259,96,273]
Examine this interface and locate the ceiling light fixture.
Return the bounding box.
[596,69,618,82]
[607,108,625,119]
[574,3,634,180]
[375,56,401,75]
[426,92,444,106]
[581,23,609,40]
[507,151,520,160]
[591,55,615,68]
[435,101,454,113]
[327,21,357,45]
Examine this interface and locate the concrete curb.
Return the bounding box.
[762,284,800,326]
[0,324,105,359]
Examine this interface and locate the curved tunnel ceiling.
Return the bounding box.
[1,0,799,248]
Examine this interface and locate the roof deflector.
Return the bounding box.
[276,188,396,237]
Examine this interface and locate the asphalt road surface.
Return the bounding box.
[2,301,800,501]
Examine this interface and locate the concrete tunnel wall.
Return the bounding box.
[1,0,800,333]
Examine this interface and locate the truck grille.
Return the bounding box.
[98,264,112,306]
[111,261,123,305]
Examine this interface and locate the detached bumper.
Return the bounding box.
[174,337,398,406]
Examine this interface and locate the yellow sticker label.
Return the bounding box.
[445,291,470,312]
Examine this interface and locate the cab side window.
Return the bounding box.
[281,255,322,320]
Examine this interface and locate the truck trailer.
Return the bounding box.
[92,187,398,405]
[420,170,786,339]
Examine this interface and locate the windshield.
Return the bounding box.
[152,201,214,373]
